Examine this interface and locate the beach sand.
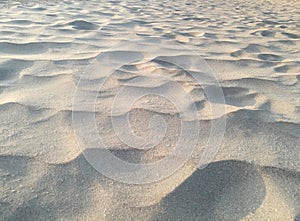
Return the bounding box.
[0,0,299,220]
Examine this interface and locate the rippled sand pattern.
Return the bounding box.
[0,0,299,220]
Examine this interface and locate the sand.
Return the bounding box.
[0,0,299,220]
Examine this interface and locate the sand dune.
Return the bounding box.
[1,155,299,220]
[0,0,299,220]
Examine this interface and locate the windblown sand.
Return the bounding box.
[0,0,299,220]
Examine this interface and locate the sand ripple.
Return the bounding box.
[0,0,299,220]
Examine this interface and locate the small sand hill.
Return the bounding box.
[0,0,299,220]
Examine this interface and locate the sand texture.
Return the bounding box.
[0,0,299,220]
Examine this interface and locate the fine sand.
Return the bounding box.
[0,0,299,220]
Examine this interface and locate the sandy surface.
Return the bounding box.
[0,0,299,220]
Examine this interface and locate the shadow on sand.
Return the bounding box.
[155,160,266,221]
